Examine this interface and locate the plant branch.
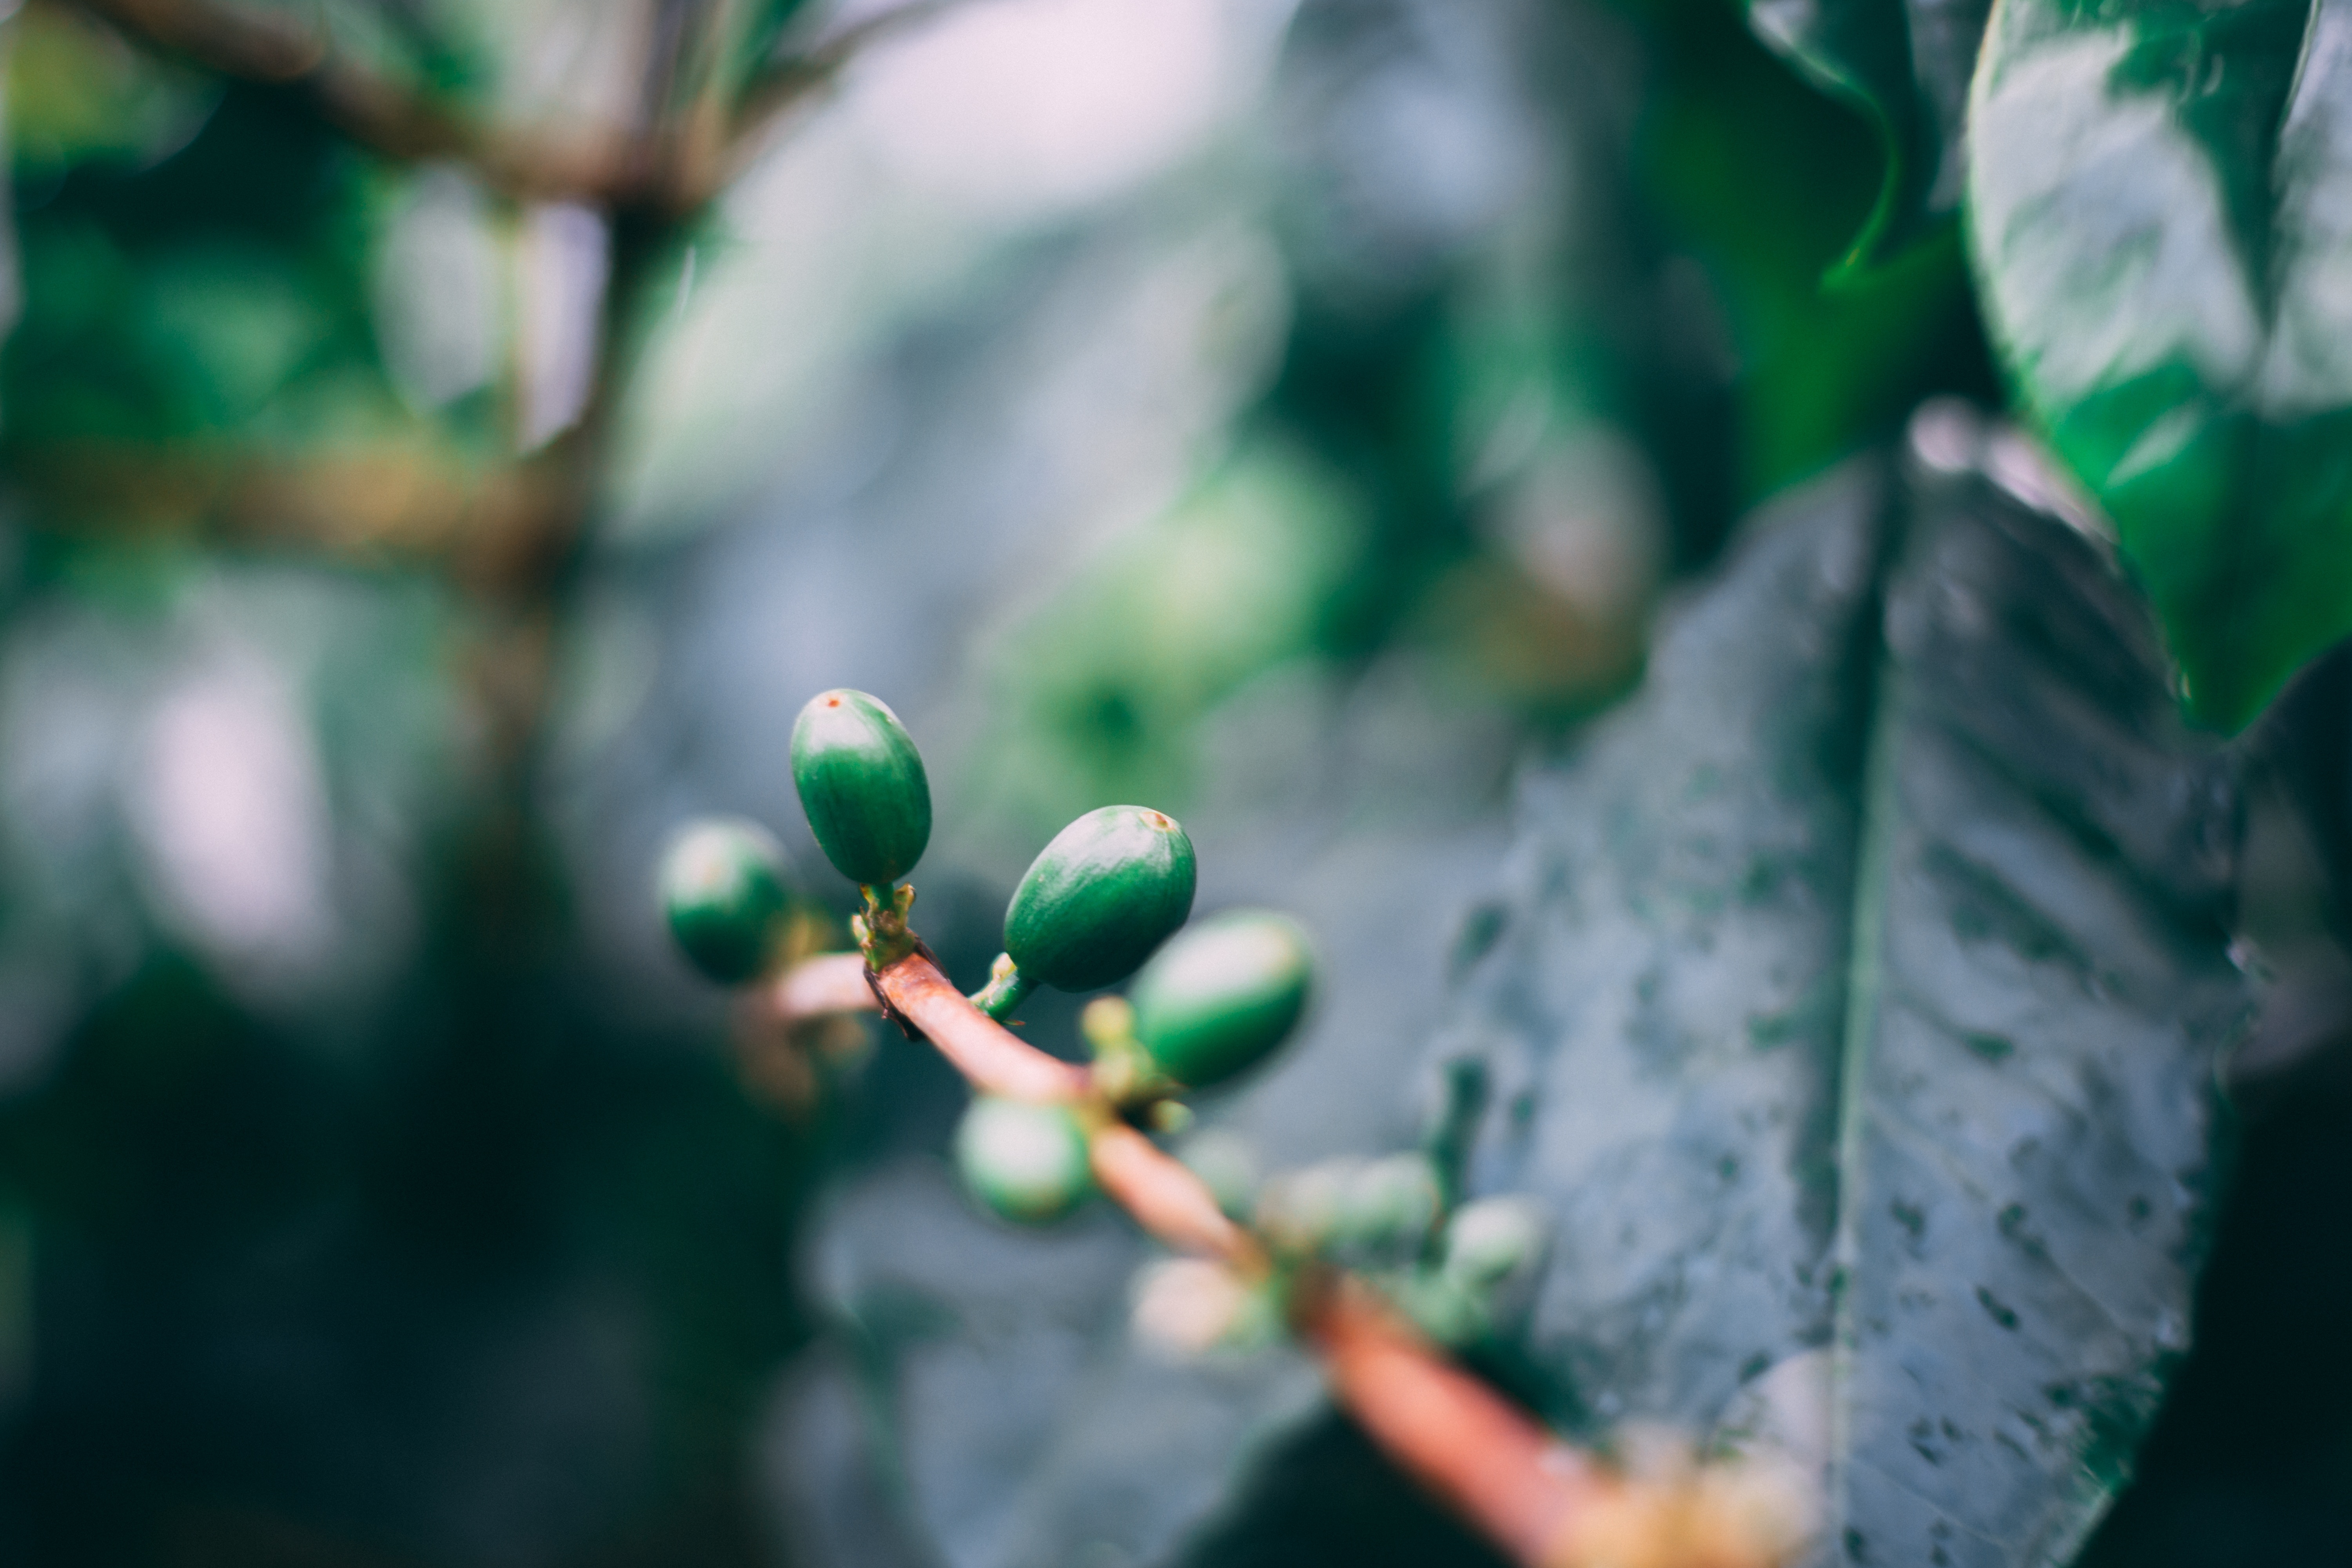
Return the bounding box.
[868,950,1091,1101]
[70,0,667,207]
[1305,1278,1607,1564]
[773,949,1801,1568]
[1088,1120,1260,1267]
[69,0,974,212]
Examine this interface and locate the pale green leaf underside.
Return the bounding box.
[1967,0,2352,729]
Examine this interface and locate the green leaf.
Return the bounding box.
[1744,0,1993,267]
[1964,0,2352,730]
[1434,438,2248,1562]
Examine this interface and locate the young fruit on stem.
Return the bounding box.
[955,1095,1096,1223]
[998,804,1196,998]
[658,817,793,984]
[790,690,931,889]
[969,952,1030,1022]
[1127,909,1313,1090]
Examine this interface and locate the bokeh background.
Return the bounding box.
[0,0,2343,1564]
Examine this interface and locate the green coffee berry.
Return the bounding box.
[1334,1153,1440,1253]
[955,1096,1094,1224]
[1390,1272,1486,1349]
[1441,1197,1545,1289]
[1252,1160,1350,1253]
[1003,805,1196,993]
[1129,910,1313,1089]
[1175,1129,1260,1221]
[789,689,931,888]
[658,817,791,984]
[1255,1154,1438,1261]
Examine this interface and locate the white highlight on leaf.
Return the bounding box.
[376,165,502,410]
[519,202,610,450]
[2258,0,2352,415]
[128,657,336,986]
[1970,27,2260,412]
[844,0,1235,217]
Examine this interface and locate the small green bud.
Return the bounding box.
[1003,805,1197,993]
[1334,1154,1440,1254]
[1441,1197,1546,1289]
[1132,1258,1281,1354]
[1252,1160,1351,1254]
[954,1096,1094,1224]
[1175,1129,1259,1221]
[790,690,931,888]
[1255,1154,1439,1262]
[657,817,791,984]
[1129,910,1314,1089]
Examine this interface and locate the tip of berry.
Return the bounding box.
[824,695,842,708]
[1144,810,1172,829]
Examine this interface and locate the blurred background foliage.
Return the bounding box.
[0,0,2339,1565]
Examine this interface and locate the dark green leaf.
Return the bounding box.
[1965,0,2352,730]
[1433,435,2248,1562]
[1745,0,1993,266]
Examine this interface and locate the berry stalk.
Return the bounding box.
[764,947,1798,1568]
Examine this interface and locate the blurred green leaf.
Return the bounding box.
[1635,0,1998,503]
[1742,0,1992,267]
[967,442,1363,833]
[7,2,219,179]
[1966,0,2352,730]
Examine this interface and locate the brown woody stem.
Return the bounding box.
[765,950,1792,1568]
[1086,1121,1261,1269]
[867,951,1091,1102]
[1304,1278,1604,1565]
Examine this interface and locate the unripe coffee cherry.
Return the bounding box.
[658,817,791,984]
[1128,910,1313,1089]
[955,1096,1094,1224]
[1441,1197,1546,1289]
[790,689,931,888]
[1333,1153,1440,1253]
[1003,805,1196,992]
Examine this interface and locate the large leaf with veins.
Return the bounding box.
[1431,426,2248,1565]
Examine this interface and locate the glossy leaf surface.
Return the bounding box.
[1745,0,1993,265]
[1966,0,2352,729]
[1432,442,2247,1564]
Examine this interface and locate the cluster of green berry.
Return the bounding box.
[1152,1114,1547,1354]
[657,688,1318,1224]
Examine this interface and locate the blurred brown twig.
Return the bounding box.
[67,0,961,212]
